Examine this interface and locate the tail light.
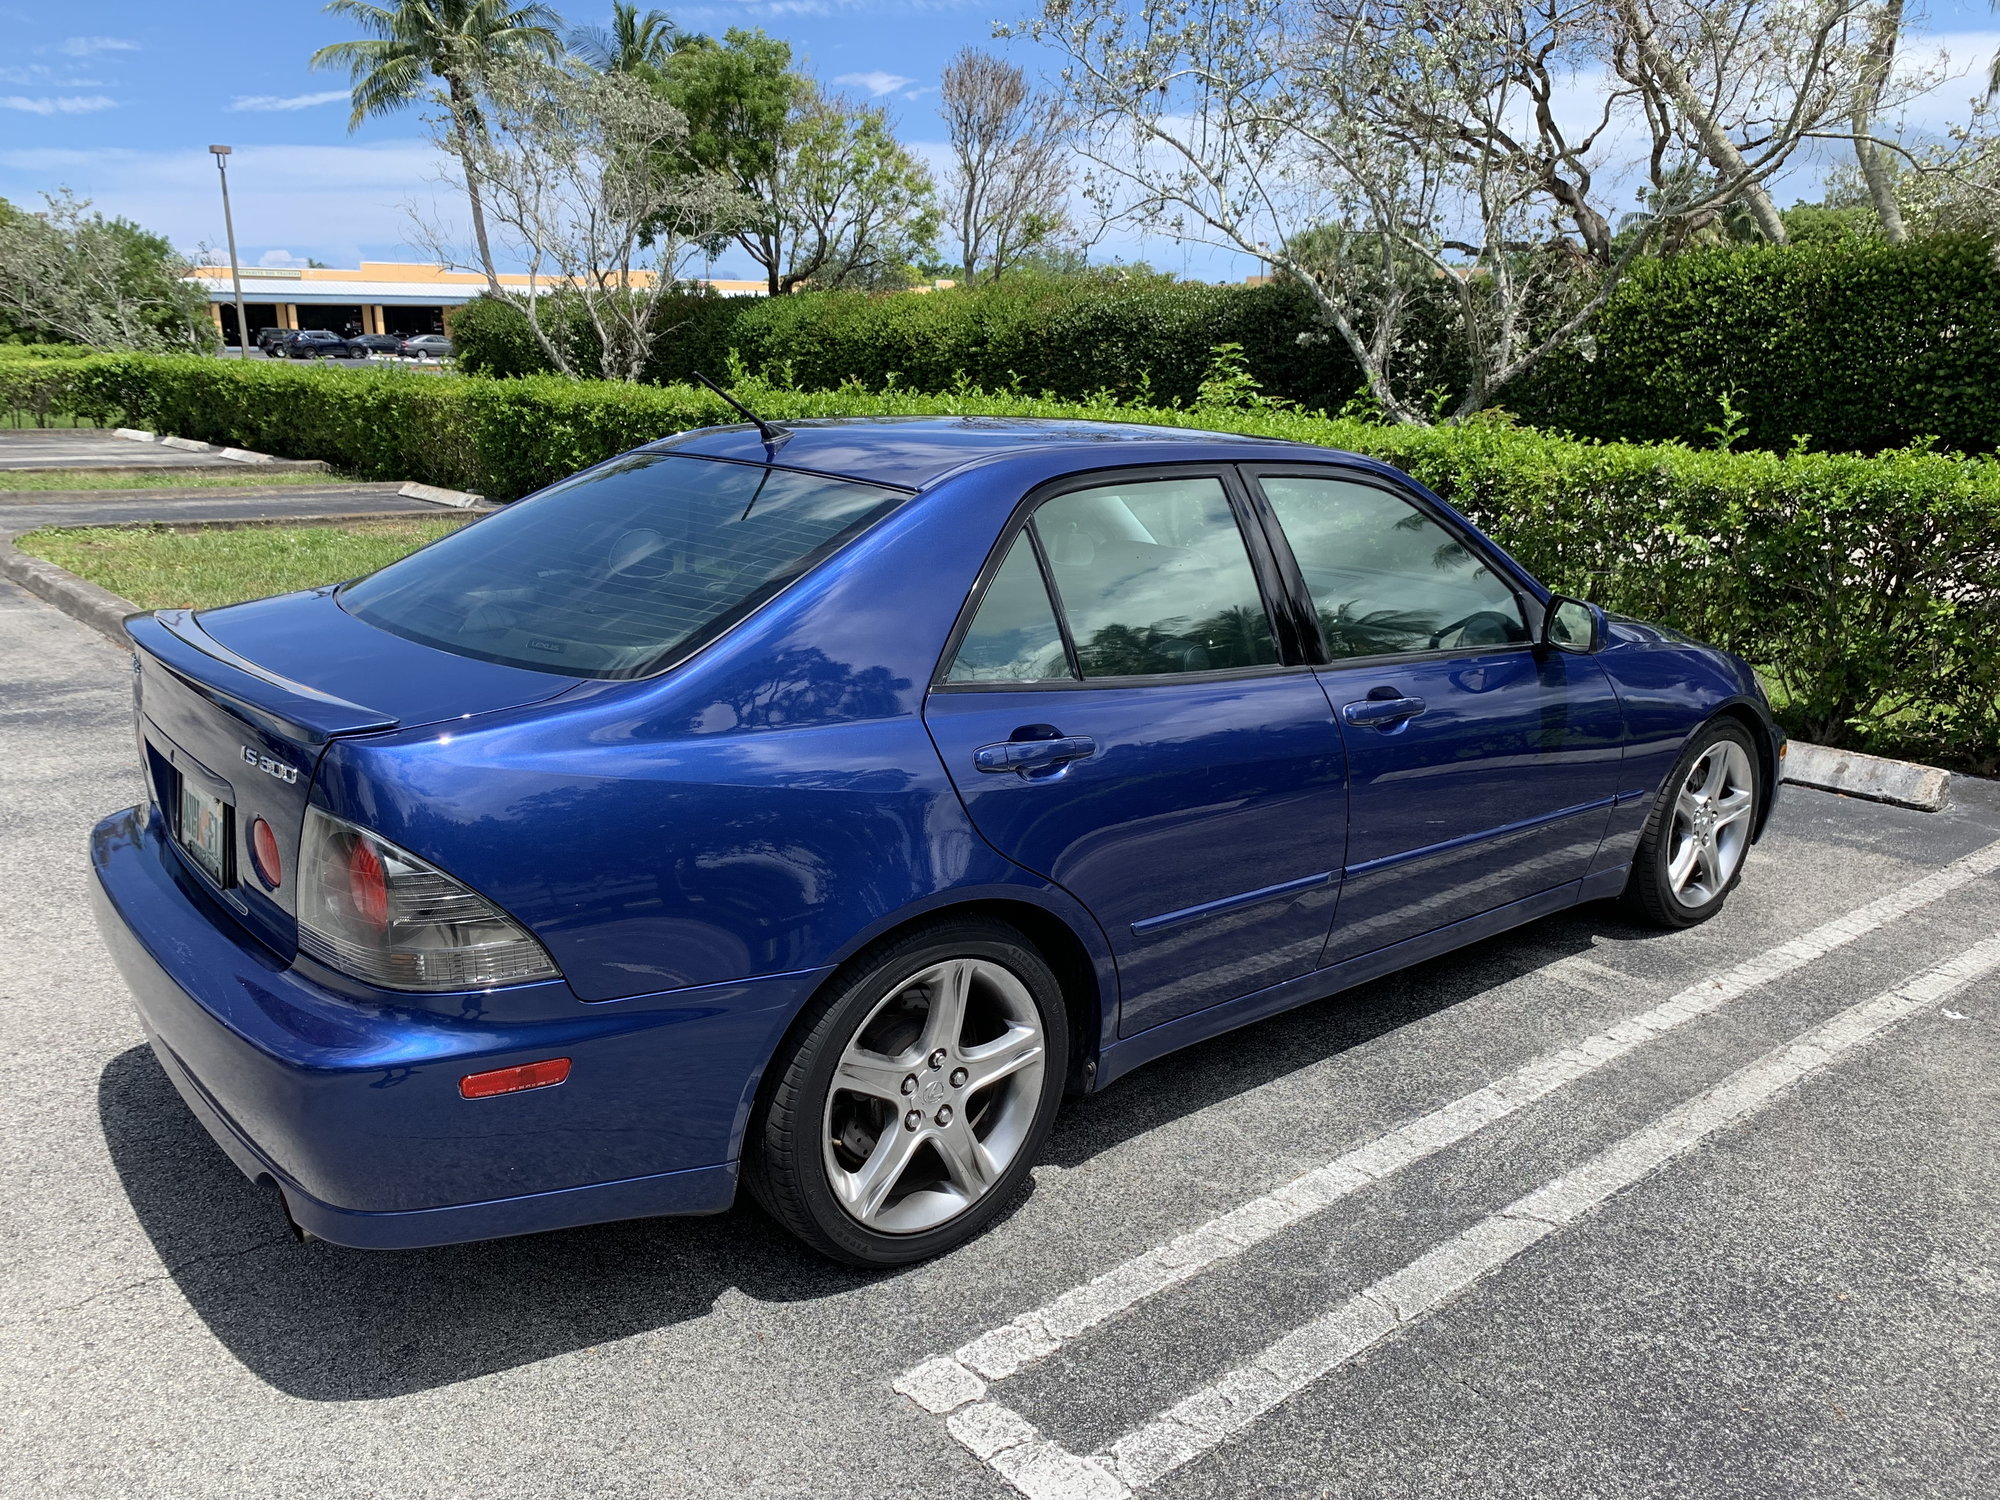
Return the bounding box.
[295,808,560,991]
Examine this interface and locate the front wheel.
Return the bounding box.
[1623,720,1761,928]
[746,920,1069,1265]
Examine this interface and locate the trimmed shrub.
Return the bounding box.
[451,240,2000,456]
[12,351,2000,773]
[452,277,1382,409]
[1512,236,2000,454]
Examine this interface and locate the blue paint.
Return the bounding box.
[88,418,1779,1250]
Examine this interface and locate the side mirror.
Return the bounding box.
[1543,595,1607,654]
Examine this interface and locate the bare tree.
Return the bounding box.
[418,61,749,380]
[939,49,1071,280]
[1845,0,1908,240]
[1017,0,1874,423]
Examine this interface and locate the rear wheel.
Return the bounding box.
[1623,720,1761,928]
[747,920,1068,1265]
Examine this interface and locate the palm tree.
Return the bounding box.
[568,3,682,77]
[312,1,562,293]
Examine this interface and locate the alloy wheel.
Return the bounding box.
[1667,739,1755,907]
[821,957,1046,1234]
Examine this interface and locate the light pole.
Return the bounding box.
[208,145,252,358]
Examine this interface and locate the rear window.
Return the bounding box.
[339,454,909,678]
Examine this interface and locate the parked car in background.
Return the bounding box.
[282,330,360,360]
[398,333,453,359]
[91,417,1781,1266]
[346,334,403,357]
[254,328,288,354]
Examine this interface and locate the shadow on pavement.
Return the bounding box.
[98,903,1657,1402]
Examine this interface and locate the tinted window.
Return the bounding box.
[341,455,906,678]
[946,531,1074,683]
[1033,476,1277,678]
[1260,475,1526,657]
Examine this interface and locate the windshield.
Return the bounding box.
[339,453,909,678]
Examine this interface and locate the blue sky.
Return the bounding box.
[3,1,1998,282]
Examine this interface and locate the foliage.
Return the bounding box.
[1511,236,2000,454]
[10,349,1998,773]
[311,0,565,289]
[1012,0,1877,424]
[0,192,215,352]
[427,59,748,380]
[654,30,937,293]
[454,273,1385,401]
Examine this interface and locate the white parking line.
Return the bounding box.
[896,838,2000,1422]
[922,931,2000,1500]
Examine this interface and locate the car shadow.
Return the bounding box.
[98,903,1661,1402]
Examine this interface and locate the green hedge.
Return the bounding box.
[455,277,1385,411]
[1514,236,2000,455]
[452,239,2000,455]
[7,351,1997,773]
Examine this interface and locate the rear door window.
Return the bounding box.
[340,454,908,678]
[946,531,1075,683]
[1033,475,1278,677]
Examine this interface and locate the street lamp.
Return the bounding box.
[208,145,252,359]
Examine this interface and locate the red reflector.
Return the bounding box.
[347,837,388,930]
[458,1057,571,1099]
[249,817,282,888]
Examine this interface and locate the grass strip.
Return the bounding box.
[15,517,469,610]
[0,469,346,492]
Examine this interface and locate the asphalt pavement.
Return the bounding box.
[2,575,1995,1500]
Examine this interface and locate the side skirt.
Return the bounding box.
[1092,880,1586,1091]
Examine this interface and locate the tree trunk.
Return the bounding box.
[1853,0,1908,243]
[1617,0,1788,244]
[446,76,505,294]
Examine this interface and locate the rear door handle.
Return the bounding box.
[1340,695,1427,729]
[973,735,1097,774]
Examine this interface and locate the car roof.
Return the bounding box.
[642,415,1343,492]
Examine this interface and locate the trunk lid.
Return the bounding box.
[128,590,584,959]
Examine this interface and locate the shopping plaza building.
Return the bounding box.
[186,262,767,344]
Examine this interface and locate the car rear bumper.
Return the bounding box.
[90,804,826,1249]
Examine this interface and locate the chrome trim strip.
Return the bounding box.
[1131,869,1336,937]
[1343,795,1621,881]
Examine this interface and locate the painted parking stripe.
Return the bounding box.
[935,932,2000,1500]
[895,837,2000,1418]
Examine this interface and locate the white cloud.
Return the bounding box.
[0,64,103,86]
[835,70,916,97]
[229,90,351,113]
[1,94,116,115]
[256,249,313,268]
[60,36,137,57]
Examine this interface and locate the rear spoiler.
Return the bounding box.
[128,610,401,746]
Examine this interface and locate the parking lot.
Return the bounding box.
[3,572,1995,1499]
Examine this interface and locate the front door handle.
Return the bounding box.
[973,735,1097,775]
[1340,695,1427,729]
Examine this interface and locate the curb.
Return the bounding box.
[115,429,284,466]
[0,531,140,645]
[1783,741,1951,812]
[398,481,486,508]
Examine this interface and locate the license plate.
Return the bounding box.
[176,780,231,886]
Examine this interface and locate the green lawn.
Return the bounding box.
[0,469,343,492]
[17,518,469,610]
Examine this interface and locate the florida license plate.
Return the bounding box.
[176,780,230,886]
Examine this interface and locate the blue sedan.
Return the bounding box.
[90,417,1781,1264]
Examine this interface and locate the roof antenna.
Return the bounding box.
[693,371,787,448]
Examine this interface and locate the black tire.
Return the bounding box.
[1623,718,1762,929]
[746,919,1070,1266]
